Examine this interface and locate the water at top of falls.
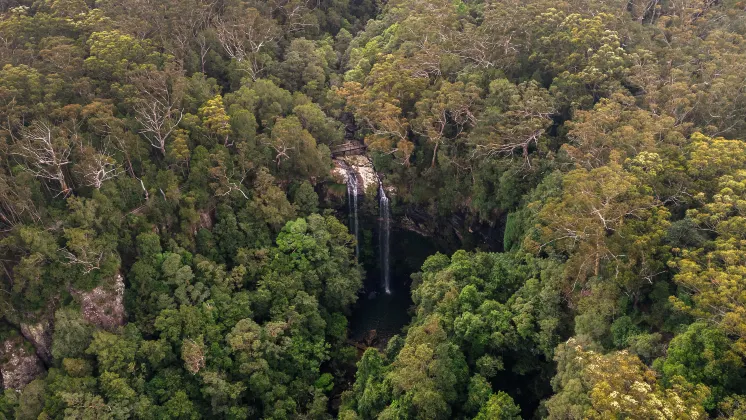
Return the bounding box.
[379,183,391,294]
[346,169,359,258]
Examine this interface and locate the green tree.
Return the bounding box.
[547,338,710,419]
[657,323,745,409]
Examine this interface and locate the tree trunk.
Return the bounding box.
[431,140,439,168]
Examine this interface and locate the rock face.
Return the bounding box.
[332,156,379,193]
[0,337,45,391]
[77,273,126,331]
[20,320,52,365]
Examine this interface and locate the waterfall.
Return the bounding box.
[379,183,391,294]
[346,168,359,257]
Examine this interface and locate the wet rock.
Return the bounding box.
[19,320,52,365]
[363,329,378,347]
[400,216,433,238]
[75,273,126,331]
[340,155,378,192]
[0,337,45,391]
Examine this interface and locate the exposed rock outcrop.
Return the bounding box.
[332,156,378,193]
[0,337,45,391]
[75,273,126,331]
[19,320,52,365]
[198,210,214,231]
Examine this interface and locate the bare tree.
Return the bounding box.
[473,128,545,166]
[208,148,250,199]
[213,7,280,80]
[263,138,294,168]
[13,120,72,196]
[164,0,219,63]
[58,247,104,274]
[267,0,317,33]
[77,148,121,189]
[197,33,211,74]
[209,164,249,199]
[132,66,185,155]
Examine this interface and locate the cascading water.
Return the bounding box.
[378,183,391,294]
[346,168,360,258]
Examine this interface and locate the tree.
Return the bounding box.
[563,93,684,170]
[474,392,521,420]
[168,128,191,170]
[386,316,469,420]
[0,64,44,122]
[672,168,746,351]
[532,161,665,293]
[292,102,344,147]
[208,146,251,200]
[0,167,41,228]
[131,65,186,155]
[657,323,745,409]
[274,38,334,98]
[75,145,121,189]
[199,94,232,146]
[468,79,554,166]
[293,181,319,216]
[345,349,389,419]
[12,120,72,196]
[214,5,280,80]
[412,81,481,168]
[337,52,431,166]
[51,308,94,360]
[84,30,157,81]
[530,10,633,109]
[547,338,710,419]
[265,115,328,179]
[271,215,362,312]
[247,167,296,230]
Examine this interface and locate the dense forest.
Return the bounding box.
[1,0,746,418]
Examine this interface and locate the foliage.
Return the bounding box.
[2,0,746,418]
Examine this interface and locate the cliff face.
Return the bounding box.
[332,156,379,193]
[0,272,129,391]
[330,155,502,252]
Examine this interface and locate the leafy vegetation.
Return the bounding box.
[1,0,746,418]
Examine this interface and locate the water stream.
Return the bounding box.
[379,183,391,294]
[346,168,359,257]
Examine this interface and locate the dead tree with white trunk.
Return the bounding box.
[76,146,121,189]
[213,6,280,80]
[13,120,72,196]
[132,66,185,156]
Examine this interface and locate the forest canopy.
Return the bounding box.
[1,0,746,418]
